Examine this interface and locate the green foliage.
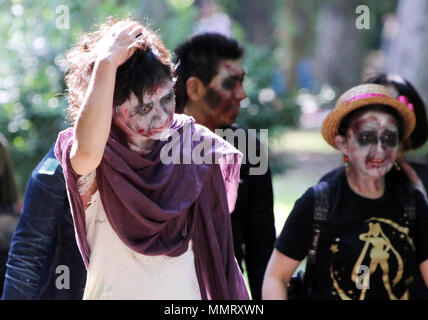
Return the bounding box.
[1,1,73,192]
[0,0,196,195]
[156,2,198,52]
[222,0,301,135]
[1,0,300,194]
[4,0,398,194]
[236,43,300,175]
[237,44,300,132]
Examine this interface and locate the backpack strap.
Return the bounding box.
[301,181,330,298]
[307,181,330,264]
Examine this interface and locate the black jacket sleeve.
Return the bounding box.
[242,165,276,300]
[228,125,276,300]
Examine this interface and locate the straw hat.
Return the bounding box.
[321,83,416,148]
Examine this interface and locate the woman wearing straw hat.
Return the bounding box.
[320,74,428,299]
[262,83,428,300]
[322,74,428,201]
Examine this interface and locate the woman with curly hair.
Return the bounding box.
[54,18,249,300]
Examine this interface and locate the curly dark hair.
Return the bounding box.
[63,18,174,125]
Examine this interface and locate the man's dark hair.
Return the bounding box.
[174,33,244,113]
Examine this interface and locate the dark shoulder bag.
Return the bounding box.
[287,181,330,300]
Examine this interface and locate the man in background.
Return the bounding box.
[174,33,276,300]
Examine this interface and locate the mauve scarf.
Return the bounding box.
[54,114,249,300]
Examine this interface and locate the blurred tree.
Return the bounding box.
[274,0,318,92]
[312,0,363,97]
[218,0,274,46]
[6,0,398,186]
[385,0,428,105]
[205,0,302,130]
[0,0,196,194]
[192,0,301,175]
[193,0,232,36]
[360,0,398,50]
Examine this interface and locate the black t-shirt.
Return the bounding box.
[275,172,428,300]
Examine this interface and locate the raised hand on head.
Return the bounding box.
[95,21,144,67]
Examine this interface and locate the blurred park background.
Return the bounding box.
[2,0,428,234]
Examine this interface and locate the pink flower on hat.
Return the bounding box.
[397,95,414,111]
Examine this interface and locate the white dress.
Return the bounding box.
[78,172,201,300]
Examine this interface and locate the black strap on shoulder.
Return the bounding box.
[313,181,330,222]
[307,181,329,264]
[300,181,330,299]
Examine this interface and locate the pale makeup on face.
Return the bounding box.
[204,59,246,127]
[345,111,399,182]
[114,81,175,152]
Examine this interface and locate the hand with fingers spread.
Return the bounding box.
[71,20,145,176]
[95,21,144,67]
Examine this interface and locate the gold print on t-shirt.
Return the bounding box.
[352,222,403,300]
[331,218,413,300]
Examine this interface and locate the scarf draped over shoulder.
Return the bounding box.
[54,114,249,300]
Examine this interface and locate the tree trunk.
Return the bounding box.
[313,0,363,96]
[235,0,273,46]
[274,0,316,92]
[385,0,428,104]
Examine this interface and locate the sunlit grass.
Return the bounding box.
[270,128,335,154]
[272,173,318,236]
[271,128,340,235]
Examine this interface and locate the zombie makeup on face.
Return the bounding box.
[203,60,246,127]
[205,61,245,108]
[131,89,175,118]
[216,62,245,93]
[345,111,400,179]
[356,129,398,148]
[115,81,175,141]
[221,73,245,91]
